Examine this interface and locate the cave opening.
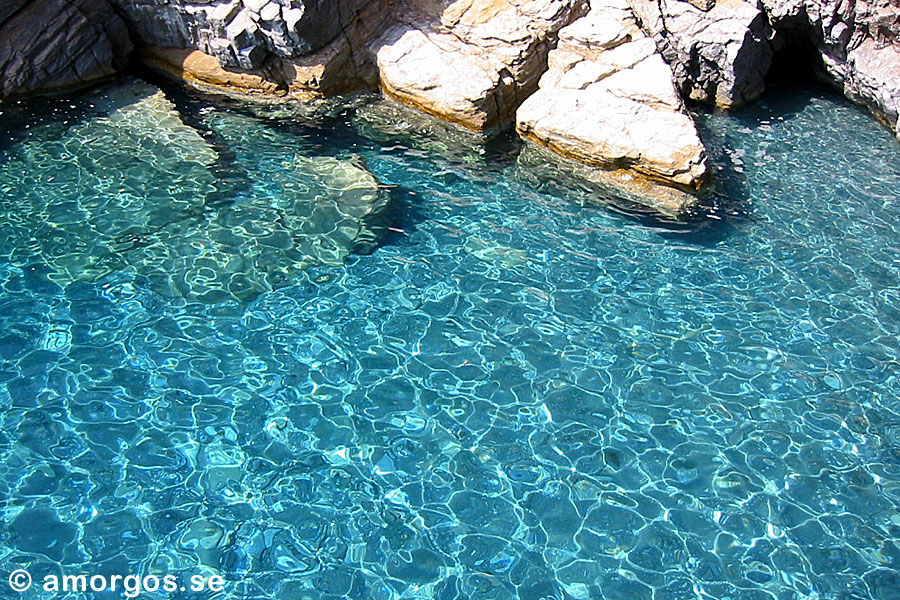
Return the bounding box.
[765,29,825,84]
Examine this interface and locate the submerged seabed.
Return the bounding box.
[0,77,899,600]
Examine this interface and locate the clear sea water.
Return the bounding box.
[1,75,899,600]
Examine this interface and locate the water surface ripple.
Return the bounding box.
[0,78,899,600]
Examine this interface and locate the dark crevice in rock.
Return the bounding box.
[767,26,826,84]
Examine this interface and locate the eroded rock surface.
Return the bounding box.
[800,0,900,138]
[516,0,709,191]
[831,41,900,138]
[630,0,900,136]
[629,0,774,108]
[0,0,132,100]
[373,0,588,129]
[112,0,375,69]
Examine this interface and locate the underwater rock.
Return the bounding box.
[465,236,529,267]
[4,79,218,286]
[144,160,390,303]
[0,0,132,100]
[516,0,709,191]
[352,96,498,165]
[132,105,391,303]
[4,79,390,304]
[514,143,702,219]
[373,0,587,129]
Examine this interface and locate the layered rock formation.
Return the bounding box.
[516,0,709,191]
[373,0,586,129]
[629,0,775,108]
[111,0,374,69]
[800,0,900,138]
[0,0,132,100]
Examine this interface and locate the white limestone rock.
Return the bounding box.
[373,0,587,129]
[516,0,709,194]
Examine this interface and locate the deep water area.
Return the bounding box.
[1,76,899,600]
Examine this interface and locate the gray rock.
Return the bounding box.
[630,0,775,108]
[631,0,900,135]
[109,0,379,68]
[0,0,30,24]
[0,0,132,100]
[799,0,900,137]
[823,39,900,138]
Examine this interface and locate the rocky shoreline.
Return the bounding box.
[1,0,898,216]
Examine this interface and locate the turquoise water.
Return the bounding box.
[1,76,899,600]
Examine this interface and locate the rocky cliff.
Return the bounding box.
[630,0,900,137]
[2,0,899,214]
[0,0,132,99]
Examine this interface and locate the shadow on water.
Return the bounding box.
[140,66,378,157]
[730,81,821,130]
[0,78,148,154]
[371,184,429,251]
[135,71,260,211]
[676,72,861,248]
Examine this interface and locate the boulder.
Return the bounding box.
[0,0,132,100]
[516,0,710,192]
[373,0,587,129]
[629,0,775,108]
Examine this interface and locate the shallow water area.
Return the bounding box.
[1,77,899,600]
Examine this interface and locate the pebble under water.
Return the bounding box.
[1,76,899,600]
